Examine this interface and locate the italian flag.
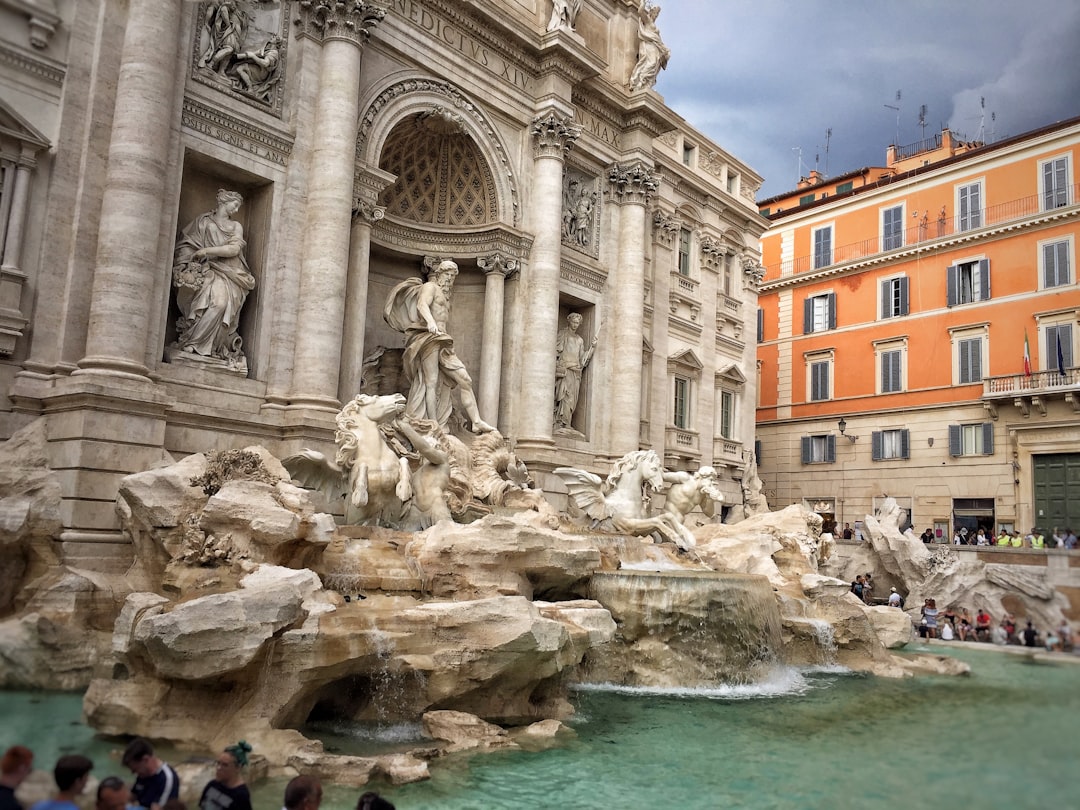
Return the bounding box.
[1023,329,1032,376]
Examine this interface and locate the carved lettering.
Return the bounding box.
[389,0,527,90]
[574,107,619,148]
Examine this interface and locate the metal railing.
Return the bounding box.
[767,183,1079,277]
[983,367,1079,396]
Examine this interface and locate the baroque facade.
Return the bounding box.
[0,0,766,551]
[756,117,1080,537]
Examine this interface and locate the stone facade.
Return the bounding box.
[0,0,765,552]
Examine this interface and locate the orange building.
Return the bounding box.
[755,116,1080,539]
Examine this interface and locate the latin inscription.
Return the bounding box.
[388,0,530,91]
[574,107,619,148]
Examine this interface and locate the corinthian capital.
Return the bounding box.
[478,253,520,278]
[296,0,386,45]
[608,162,659,206]
[530,112,581,159]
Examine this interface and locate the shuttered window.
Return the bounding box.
[958,182,982,230]
[882,205,904,250]
[946,259,990,306]
[958,337,983,384]
[881,349,903,393]
[880,276,909,318]
[871,429,910,460]
[813,226,833,269]
[1043,241,1071,288]
[801,434,836,464]
[948,423,994,456]
[1042,157,1069,210]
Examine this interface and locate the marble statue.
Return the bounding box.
[628,1,670,92]
[553,450,697,551]
[554,313,597,431]
[232,34,282,102]
[662,466,724,526]
[383,260,495,434]
[547,0,582,33]
[562,179,596,248]
[198,0,247,75]
[170,188,256,373]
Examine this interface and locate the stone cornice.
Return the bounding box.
[0,39,64,85]
[0,0,60,50]
[609,161,658,206]
[373,216,533,260]
[181,96,294,166]
[560,259,606,293]
[352,163,396,213]
[295,0,385,45]
[531,111,580,159]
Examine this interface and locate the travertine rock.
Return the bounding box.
[864,605,915,649]
[422,710,516,752]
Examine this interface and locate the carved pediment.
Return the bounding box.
[0,97,50,153]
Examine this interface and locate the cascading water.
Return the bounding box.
[583,570,784,687]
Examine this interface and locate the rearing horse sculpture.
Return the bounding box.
[553,449,697,551]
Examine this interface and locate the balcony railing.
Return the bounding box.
[767,183,1079,277]
[983,367,1079,397]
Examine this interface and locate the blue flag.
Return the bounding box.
[1058,332,1066,377]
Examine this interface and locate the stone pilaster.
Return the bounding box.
[607,160,658,453]
[0,155,34,355]
[76,0,183,379]
[477,253,518,426]
[289,0,385,411]
[516,111,579,449]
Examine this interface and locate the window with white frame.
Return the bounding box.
[1041,239,1072,288]
[723,252,735,296]
[957,182,982,231]
[1041,155,1070,210]
[880,275,909,318]
[882,205,904,251]
[726,172,738,195]
[876,341,906,394]
[946,259,990,306]
[677,228,692,276]
[668,350,702,432]
[872,428,910,460]
[801,434,836,464]
[803,292,836,333]
[806,352,832,402]
[1044,322,1073,372]
[948,423,994,456]
[812,225,833,269]
[957,336,983,384]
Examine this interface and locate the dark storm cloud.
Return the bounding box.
[651,0,1080,199]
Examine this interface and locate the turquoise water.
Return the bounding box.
[4,646,1078,810]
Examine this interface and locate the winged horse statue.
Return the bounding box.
[552,449,697,551]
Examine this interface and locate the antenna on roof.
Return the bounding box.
[884,90,901,146]
[978,96,986,142]
[918,105,927,139]
[824,127,832,176]
[792,146,805,184]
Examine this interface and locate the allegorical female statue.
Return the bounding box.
[554,312,597,431]
[628,0,670,92]
[170,189,256,373]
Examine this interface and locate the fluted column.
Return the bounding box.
[76,0,183,378]
[517,111,579,447]
[608,161,658,452]
[290,1,385,410]
[477,253,518,426]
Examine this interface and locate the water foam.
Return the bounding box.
[572,664,850,701]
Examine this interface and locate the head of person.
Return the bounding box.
[54,755,93,795]
[97,775,131,810]
[1,746,33,786]
[215,188,243,215]
[284,775,322,810]
[432,260,458,287]
[356,792,395,810]
[121,738,158,778]
[216,741,251,785]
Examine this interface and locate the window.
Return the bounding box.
[800,193,815,206]
[759,207,771,217]
[948,423,994,456]
[882,205,904,251]
[1045,323,1073,372]
[722,253,735,296]
[958,182,982,230]
[803,292,836,333]
[726,172,738,195]
[756,307,764,343]
[1042,239,1072,288]
[836,181,853,194]
[719,390,735,439]
[809,359,831,402]
[880,276,909,318]
[880,348,903,393]
[957,336,983,384]
[673,376,690,428]
[946,259,990,306]
[677,228,691,276]
[682,143,695,166]
[812,225,833,269]
[801,434,836,464]
[872,428,910,460]
[1042,156,1070,210]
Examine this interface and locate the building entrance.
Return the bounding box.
[1033,453,1080,532]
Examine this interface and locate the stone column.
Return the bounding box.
[476,253,518,426]
[338,202,386,403]
[76,0,183,378]
[607,161,658,453]
[516,111,579,448]
[0,155,33,355]
[290,1,385,411]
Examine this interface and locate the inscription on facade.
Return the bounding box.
[388,0,531,91]
[574,107,620,148]
[181,98,292,166]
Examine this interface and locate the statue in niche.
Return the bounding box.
[198,0,248,76]
[562,178,597,249]
[662,466,724,527]
[383,260,495,434]
[231,34,282,102]
[628,0,670,92]
[554,312,598,432]
[547,0,582,33]
[170,189,256,373]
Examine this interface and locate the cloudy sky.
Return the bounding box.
[650,0,1080,200]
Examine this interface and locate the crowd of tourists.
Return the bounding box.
[0,739,396,810]
[914,600,1074,651]
[920,526,1079,549]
